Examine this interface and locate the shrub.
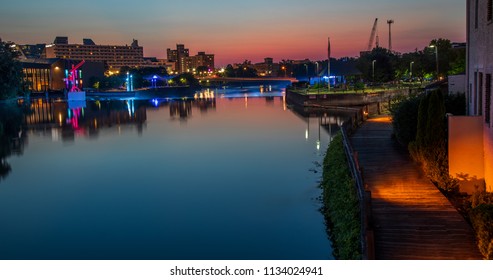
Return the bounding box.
[470,204,493,259]
[391,94,422,146]
[321,132,361,259]
[445,93,466,116]
[407,90,457,190]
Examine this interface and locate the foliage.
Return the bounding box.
[470,204,493,259]
[321,132,361,259]
[224,61,258,78]
[357,38,465,82]
[0,101,26,181]
[391,94,422,146]
[0,40,24,99]
[445,93,466,115]
[357,47,398,82]
[354,82,365,92]
[471,190,493,209]
[407,90,456,190]
[171,73,200,87]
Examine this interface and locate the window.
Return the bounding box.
[479,72,483,116]
[489,0,493,22]
[486,74,491,124]
[475,72,478,114]
[476,0,479,28]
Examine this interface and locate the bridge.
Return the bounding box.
[199,77,298,83]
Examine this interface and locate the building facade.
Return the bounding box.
[451,0,493,192]
[167,44,214,73]
[254,57,279,77]
[20,58,104,93]
[44,37,144,70]
[167,44,189,73]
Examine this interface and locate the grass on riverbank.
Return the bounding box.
[321,132,361,260]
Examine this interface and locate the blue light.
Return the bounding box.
[153,75,158,79]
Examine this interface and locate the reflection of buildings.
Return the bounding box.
[0,102,28,181]
[24,99,147,141]
[288,102,356,151]
[169,98,216,120]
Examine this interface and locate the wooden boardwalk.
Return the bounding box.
[350,117,482,260]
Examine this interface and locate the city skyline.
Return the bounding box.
[1,0,466,66]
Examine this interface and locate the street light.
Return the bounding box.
[315,62,320,93]
[126,72,130,92]
[430,45,439,80]
[372,60,376,83]
[410,61,414,81]
[304,64,309,81]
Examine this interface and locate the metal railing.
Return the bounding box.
[340,122,375,260]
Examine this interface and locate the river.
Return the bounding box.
[0,82,350,260]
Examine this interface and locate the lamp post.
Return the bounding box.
[126,72,130,92]
[430,45,439,80]
[152,75,158,88]
[410,61,414,81]
[372,60,376,83]
[315,62,320,94]
[304,64,309,81]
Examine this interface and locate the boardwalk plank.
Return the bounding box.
[350,117,482,260]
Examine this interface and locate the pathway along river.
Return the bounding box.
[0,83,351,259]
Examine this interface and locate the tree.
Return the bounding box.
[357,47,398,83]
[171,73,199,87]
[0,40,24,99]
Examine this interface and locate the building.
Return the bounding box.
[167,44,189,73]
[253,58,279,77]
[16,44,46,59]
[192,51,215,71]
[448,74,466,95]
[166,44,215,73]
[448,0,493,192]
[143,57,175,73]
[43,37,144,70]
[20,58,104,93]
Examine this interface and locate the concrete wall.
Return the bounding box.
[466,0,493,192]
[285,88,411,107]
[485,124,493,191]
[448,74,466,95]
[449,116,484,193]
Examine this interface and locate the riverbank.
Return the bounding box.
[321,132,361,260]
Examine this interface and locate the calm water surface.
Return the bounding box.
[0,84,343,260]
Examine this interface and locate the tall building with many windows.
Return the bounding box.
[449,0,493,192]
[44,37,144,70]
[167,44,189,73]
[167,44,214,73]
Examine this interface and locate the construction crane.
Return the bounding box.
[367,18,379,52]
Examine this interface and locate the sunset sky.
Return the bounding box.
[0,0,465,66]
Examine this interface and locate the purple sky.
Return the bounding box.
[0,0,466,66]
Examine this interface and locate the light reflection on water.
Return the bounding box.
[0,85,351,260]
